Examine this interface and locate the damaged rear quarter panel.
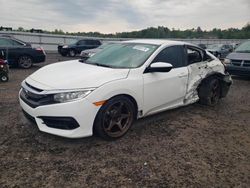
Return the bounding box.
[184,59,226,104]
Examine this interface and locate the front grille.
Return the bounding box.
[244,61,250,67]
[20,83,56,108]
[231,60,242,66]
[231,60,250,67]
[25,82,43,92]
[20,89,55,108]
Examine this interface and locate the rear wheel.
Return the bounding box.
[199,77,221,106]
[0,74,8,82]
[94,96,135,140]
[18,55,33,69]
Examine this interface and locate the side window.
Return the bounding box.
[187,47,202,65]
[86,40,94,45]
[0,38,13,46]
[152,46,184,68]
[78,40,86,45]
[11,40,24,46]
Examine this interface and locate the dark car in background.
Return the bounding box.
[80,42,119,60]
[207,44,233,58]
[0,36,46,69]
[224,40,250,77]
[58,39,102,57]
[197,43,207,49]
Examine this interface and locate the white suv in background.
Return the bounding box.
[19,40,232,140]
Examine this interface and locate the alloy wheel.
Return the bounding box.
[102,101,133,138]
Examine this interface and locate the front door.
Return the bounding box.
[143,45,188,116]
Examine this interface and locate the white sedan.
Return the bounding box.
[19,40,232,140]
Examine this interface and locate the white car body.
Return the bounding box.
[19,40,231,138]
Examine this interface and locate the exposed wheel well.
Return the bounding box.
[198,73,226,98]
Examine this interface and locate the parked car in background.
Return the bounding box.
[224,40,250,77]
[207,44,233,58]
[0,51,9,82]
[0,36,46,69]
[197,43,206,49]
[80,42,119,60]
[20,40,232,140]
[58,39,102,57]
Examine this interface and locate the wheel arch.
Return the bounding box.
[106,94,139,119]
[198,72,229,98]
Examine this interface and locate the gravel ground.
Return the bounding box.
[0,53,250,188]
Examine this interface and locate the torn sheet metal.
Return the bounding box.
[184,59,226,105]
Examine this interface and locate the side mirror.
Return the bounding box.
[144,62,173,73]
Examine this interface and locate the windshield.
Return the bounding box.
[85,43,158,68]
[207,44,223,50]
[235,41,250,53]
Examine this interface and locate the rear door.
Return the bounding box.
[143,45,189,115]
[184,46,210,103]
[76,40,87,53]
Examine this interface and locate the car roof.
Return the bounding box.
[124,39,192,46]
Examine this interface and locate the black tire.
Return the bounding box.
[18,55,33,69]
[198,77,221,106]
[68,49,76,57]
[0,74,8,82]
[94,96,136,140]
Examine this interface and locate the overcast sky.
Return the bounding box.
[1,0,249,33]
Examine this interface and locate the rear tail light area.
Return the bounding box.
[36,47,46,55]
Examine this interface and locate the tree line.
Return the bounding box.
[6,23,250,39]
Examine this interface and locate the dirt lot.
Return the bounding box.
[0,53,249,187]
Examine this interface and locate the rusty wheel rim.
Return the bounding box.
[103,101,133,138]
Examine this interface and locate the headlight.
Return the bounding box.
[223,58,231,65]
[53,90,92,103]
[62,45,68,48]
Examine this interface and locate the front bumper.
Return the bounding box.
[59,48,69,55]
[19,93,100,138]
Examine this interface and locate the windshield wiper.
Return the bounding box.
[79,59,114,68]
[92,63,114,68]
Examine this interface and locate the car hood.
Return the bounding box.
[26,60,130,90]
[226,52,250,61]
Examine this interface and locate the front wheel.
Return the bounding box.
[18,55,33,69]
[68,49,76,57]
[199,77,221,106]
[94,96,135,140]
